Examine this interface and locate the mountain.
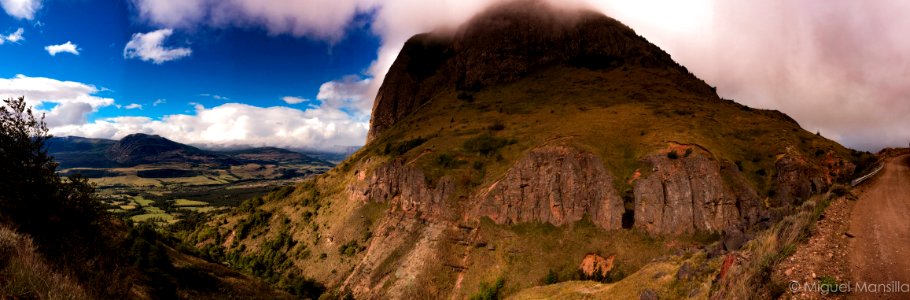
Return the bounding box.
[190,1,862,298]
[45,136,119,168]
[107,133,220,166]
[217,147,329,165]
[47,133,332,169]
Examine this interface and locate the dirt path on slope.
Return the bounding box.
[848,154,910,299]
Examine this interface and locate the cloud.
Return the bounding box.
[0,74,115,126]
[44,41,80,56]
[0,0,41,20]
[200,93,228,100]
[282,96,307,104]
[123,29,192,64]
[51,103,369,151]
[130,0,375,42]
[124,103,142,110]
[0,28,24,44]
[152,99,166,106]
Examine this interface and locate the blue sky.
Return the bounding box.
[0,0,379,123]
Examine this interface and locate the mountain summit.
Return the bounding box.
[368,0,713,141]
[193,1,862,298]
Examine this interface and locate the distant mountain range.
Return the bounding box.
[47,133,335,169]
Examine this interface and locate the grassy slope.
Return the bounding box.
[368,64,849,197]
[189,64,857,297]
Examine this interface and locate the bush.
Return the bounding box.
[339,240,365,256]
[667,150,679,159]
[393,137,427,155]
[436,153,466,169]
[684,148,693,157]
[463,134,513,156]
[542,269,559,285]
[488,121,505,131]
[470,277,505,300]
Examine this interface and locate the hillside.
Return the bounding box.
[48,133,333,169]
[188,1,864,298]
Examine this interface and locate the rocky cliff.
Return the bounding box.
[195,1,861,299]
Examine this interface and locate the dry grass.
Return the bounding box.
[0,226,89,300]
[713,193,835,299]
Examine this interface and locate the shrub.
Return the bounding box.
[393,137,427,155]
[488,121,505,131]
[463,134,513,156]
[684,148,693,157]
[470,277,505,300]
[541,269,559,285]
[667,150,679,159]
[339,240,365,256]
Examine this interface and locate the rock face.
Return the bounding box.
[773,149,855,207]
[633,154,763,235]
[579,253,616,278]
[473,146,624,229]
[357,159,456,220]
[366,0,711,142]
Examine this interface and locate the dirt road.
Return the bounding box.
[848,154,910,299]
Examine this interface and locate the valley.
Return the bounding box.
[49,134,334,227]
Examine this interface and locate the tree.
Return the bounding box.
[0,96,101,240]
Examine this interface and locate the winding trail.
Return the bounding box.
[848,154,910,299]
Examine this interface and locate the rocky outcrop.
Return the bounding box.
[633,154,763,235]
[473,146,624,229]
[356,159,456,220]
[773,150,855,206]
[579,253,616,278]
[366,0,713,142]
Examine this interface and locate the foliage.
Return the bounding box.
[667,150,679,159]
[541,269,559,285]
[463,134,513,156]
[470,277,506,300]
[385,137,428,155]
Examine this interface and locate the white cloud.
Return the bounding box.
[200,93,228,100]
[316,75,373,117]
[0,74,115,126]
[44,41,80,56]
[51,103,369,151]
[124,103,142,110]
[0,27,24,44]
[1,0,41,20]
[123,28,191,64]
[152,98,166,106]
[282,96,307,104]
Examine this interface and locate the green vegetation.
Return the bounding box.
[339,240,365,256]
[384,137,428,155]
[713,186,844,299]
[470,277,506,300]
[1,97,287,298]
[463,133,514,156]
[541,269,560,285]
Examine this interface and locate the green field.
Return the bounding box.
[174,199,208,206]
